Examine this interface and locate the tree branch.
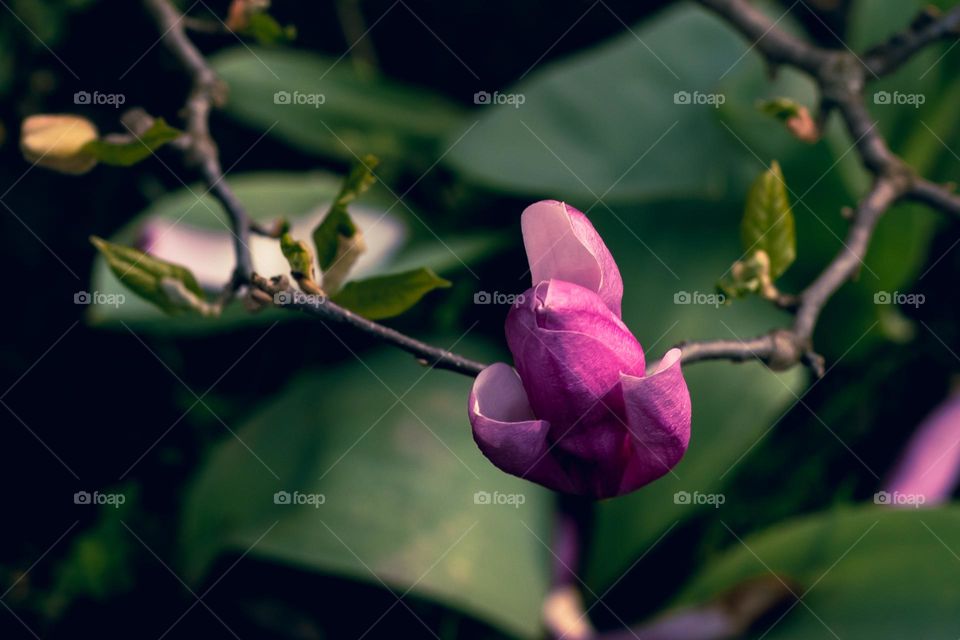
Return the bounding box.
[276,283,487,377]
[143,0,486,376]
[143,0,252,287]
[679,0,959,375]
[908,177,960,217]
[697,0,829,73]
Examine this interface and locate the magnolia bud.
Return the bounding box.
[20,114,99,175]
[321,229,366,295]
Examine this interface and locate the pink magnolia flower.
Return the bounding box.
[468,200,691,498]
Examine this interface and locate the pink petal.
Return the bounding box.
[505,281,645,446]
[521,200,623,317]
[468,363,572,491]
[883,391,960,506]
[617,348,691,493]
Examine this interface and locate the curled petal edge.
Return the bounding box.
[617,348,692,493]
[468,363,572,492]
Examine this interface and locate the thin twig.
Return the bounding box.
[908,177,960,217]
[143,0,252,287]
[284,288,487,376]
[863,5,960,77]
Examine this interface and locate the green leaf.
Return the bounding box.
[242,12,296,45]
[313,155,378,271]
[676,505,960,638]
[90,236,207,315]
[181,343,551,638]
[442,5,755,201]
[209,47,465,163]
[82,118,183,167]
[332,268,451,319]
[279,228,316,284]
[740,161,796,279]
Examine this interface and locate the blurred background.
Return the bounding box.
[1,0,959,637]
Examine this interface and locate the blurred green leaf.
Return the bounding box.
[388,232,508,274]
[181,344,551,639]
[575,202,805,589]
[210,47,465,162]
[741,161,796,279]
[313,155,377,271]
[91,236,207,315]
[83,118,183,167]
[47,488,136,617]
[676,505,960,638]
[332,268,451,319]
[443,5,755,201]
[589,362,803,588]
[86,172,410,334]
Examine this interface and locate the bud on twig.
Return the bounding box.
[20,114,99,175]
